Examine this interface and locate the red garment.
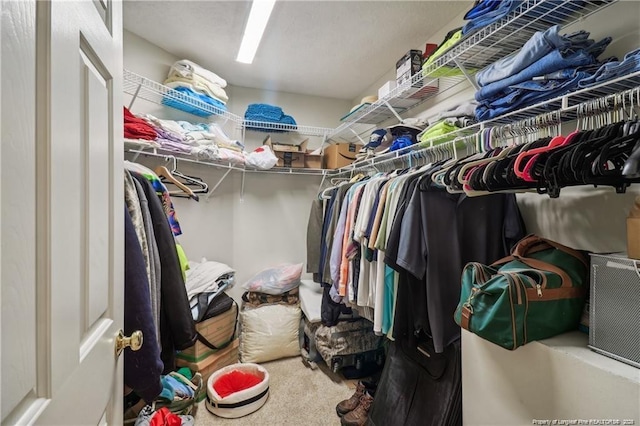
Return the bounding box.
[213,370,263,398]
[149,407,183,426]
[124,106,157,140]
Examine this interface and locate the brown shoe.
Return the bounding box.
[336,382,366,417]
[340,393,374,426]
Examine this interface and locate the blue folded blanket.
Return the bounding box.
[162,86,227,117]
[244,103,297,132]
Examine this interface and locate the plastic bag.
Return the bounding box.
[246,145,278,170]
[242,263,303,295]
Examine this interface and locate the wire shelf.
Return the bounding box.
[241,120,333,137]
[124,70,333,138]
[124,146,329,176]
[330,74,640,176]
[123,69,239,122]
[428,0,616,73]
[330,0,617,141]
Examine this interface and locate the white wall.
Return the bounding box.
[123,30,350,301]
[462,330,640,426]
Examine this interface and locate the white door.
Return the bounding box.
[1,0,124,424]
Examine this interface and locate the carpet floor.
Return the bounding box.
[194,356,355,426]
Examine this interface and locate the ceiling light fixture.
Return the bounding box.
[236,0,276,64]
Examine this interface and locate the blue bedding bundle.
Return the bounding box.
[162,86,227,117]
[244,103,297,132]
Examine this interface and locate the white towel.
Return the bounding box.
[169,59,227,89]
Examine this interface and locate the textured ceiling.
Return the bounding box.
[123,1,472,100]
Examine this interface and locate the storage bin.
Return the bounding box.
[176,338,240,387]
[589,253,640,368]
[176,303,238,363]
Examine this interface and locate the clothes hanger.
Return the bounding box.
[154,164,199,201]
[166,156,209,194]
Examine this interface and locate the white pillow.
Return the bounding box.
[239,304,301,363]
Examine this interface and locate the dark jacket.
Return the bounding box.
[132,174,197,373]
[124,205,163,402]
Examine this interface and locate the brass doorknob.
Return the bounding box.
[115,329,143,357]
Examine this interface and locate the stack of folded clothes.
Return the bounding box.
[185,259,236,322]
[124,106,158,141]
[163,60,229,117]
[474,25,612,121]
[578,47,640,88]
[418,101,478,147]
[244,103,297,132]
[124,109,252,166]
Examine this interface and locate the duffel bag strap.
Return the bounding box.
[512,235,588,267]
[196,301,238,351]
[511,257,571,288]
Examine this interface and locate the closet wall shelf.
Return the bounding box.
[240,121,333,138]
[330,79,640,176]
[124,69,238,122]
[329,0,617,143]
[124,69,333,138]
[125,146,330,176]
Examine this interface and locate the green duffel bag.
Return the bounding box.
[454,235,589,350]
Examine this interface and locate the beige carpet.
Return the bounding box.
[194,356,355,426]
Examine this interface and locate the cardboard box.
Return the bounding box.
[627,217,640,259]
[176,338,239,385]
[378,80,397,99]
[176,303,237,363]
[265,136,308,168]
[305,151,323,169]
[324,143,360,169]
[396,49,423,88]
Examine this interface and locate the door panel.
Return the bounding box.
[0,0,38,421]
[81,46,111,334]
[1,0,123,424]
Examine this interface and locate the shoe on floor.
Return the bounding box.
[340,392,374,426]
[336,382,366,417]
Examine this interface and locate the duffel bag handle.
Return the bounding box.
[512,235,588,268]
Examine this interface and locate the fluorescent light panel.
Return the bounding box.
[236,0,276,64]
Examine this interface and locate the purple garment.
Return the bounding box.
[156,139,193,153]
[329,193,350,302]
[152,125,186,143]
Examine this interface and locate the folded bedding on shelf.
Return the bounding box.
[165,77,229,104]
[243,103,297,131]
[169,59,227,89]
[191,145,247,165]
[162,86,227,117]
[143,114,189,138]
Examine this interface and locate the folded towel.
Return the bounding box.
[162,86,227,117]
[169,59,227,88]
[244,103,285,122]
